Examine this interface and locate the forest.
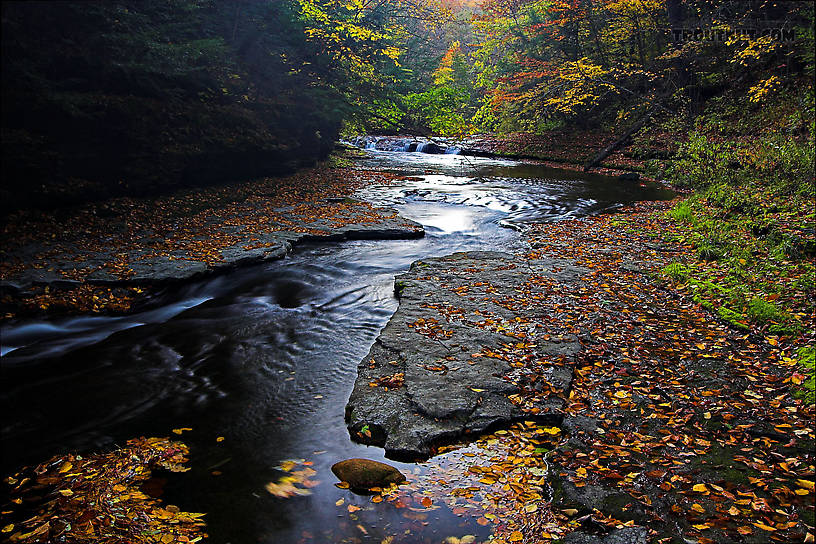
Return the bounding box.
[1,1,814,543]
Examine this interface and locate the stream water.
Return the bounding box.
[0,150,674,543]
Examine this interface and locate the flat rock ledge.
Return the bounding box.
[0,199,423,294]
[345,251,587,460]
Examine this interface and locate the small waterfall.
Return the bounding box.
[415,142,427,153]
[444,147,461,155]
[365,140,377,150]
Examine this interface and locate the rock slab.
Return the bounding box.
[345,251,587,460]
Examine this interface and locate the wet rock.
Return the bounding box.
[617,172,640,181]
[562,527,648,544]
[346,251,586,460]
[331,458,406,489]
[217,240,291,267]
[420,143,445,154]
[126,257,209,284]
[0,280,23,294]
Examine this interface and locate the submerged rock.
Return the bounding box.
[331,458,406,489]
[617,172,640,181]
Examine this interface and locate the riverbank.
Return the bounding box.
[346,200,815,543]
[0,159,423,321]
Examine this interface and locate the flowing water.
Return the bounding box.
[0,150,673,543]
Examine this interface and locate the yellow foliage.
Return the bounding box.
[748,76,781,103]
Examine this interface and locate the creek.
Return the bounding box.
[0,149,673,543]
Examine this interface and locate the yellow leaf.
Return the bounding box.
[279,460,297,472]
[692,483,709,493]
[470,388,485,392]
[509,531,524,542]
[753,522,777,531]
[172,427,192,435]
[58,489,74,497]
[796,479,815,491]
[1,525,13,534]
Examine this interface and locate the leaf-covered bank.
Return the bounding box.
[344,200,814,543]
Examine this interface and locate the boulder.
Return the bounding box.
[331,458,406,489]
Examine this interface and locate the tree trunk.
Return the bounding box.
[583,106,656,171]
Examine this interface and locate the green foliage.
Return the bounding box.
[2,0,438,208]
[668,201,694,223]
[404,85,472,136]
[717,306,749,330]
[665,133,742,189]
[795,346,815,404]
[665,102,815,196]
[746,297,794,330]
[662,262,689,283]
[696,242,725,262]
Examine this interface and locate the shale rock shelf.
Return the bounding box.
[0,198,423,300]
[345,250,588,460]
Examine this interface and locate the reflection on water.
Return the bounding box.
[0,149,672,543]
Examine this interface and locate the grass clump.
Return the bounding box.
[746,297,800,334]
[668,201,694,223]
[795,346,815,404]
[662,262,689,283]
